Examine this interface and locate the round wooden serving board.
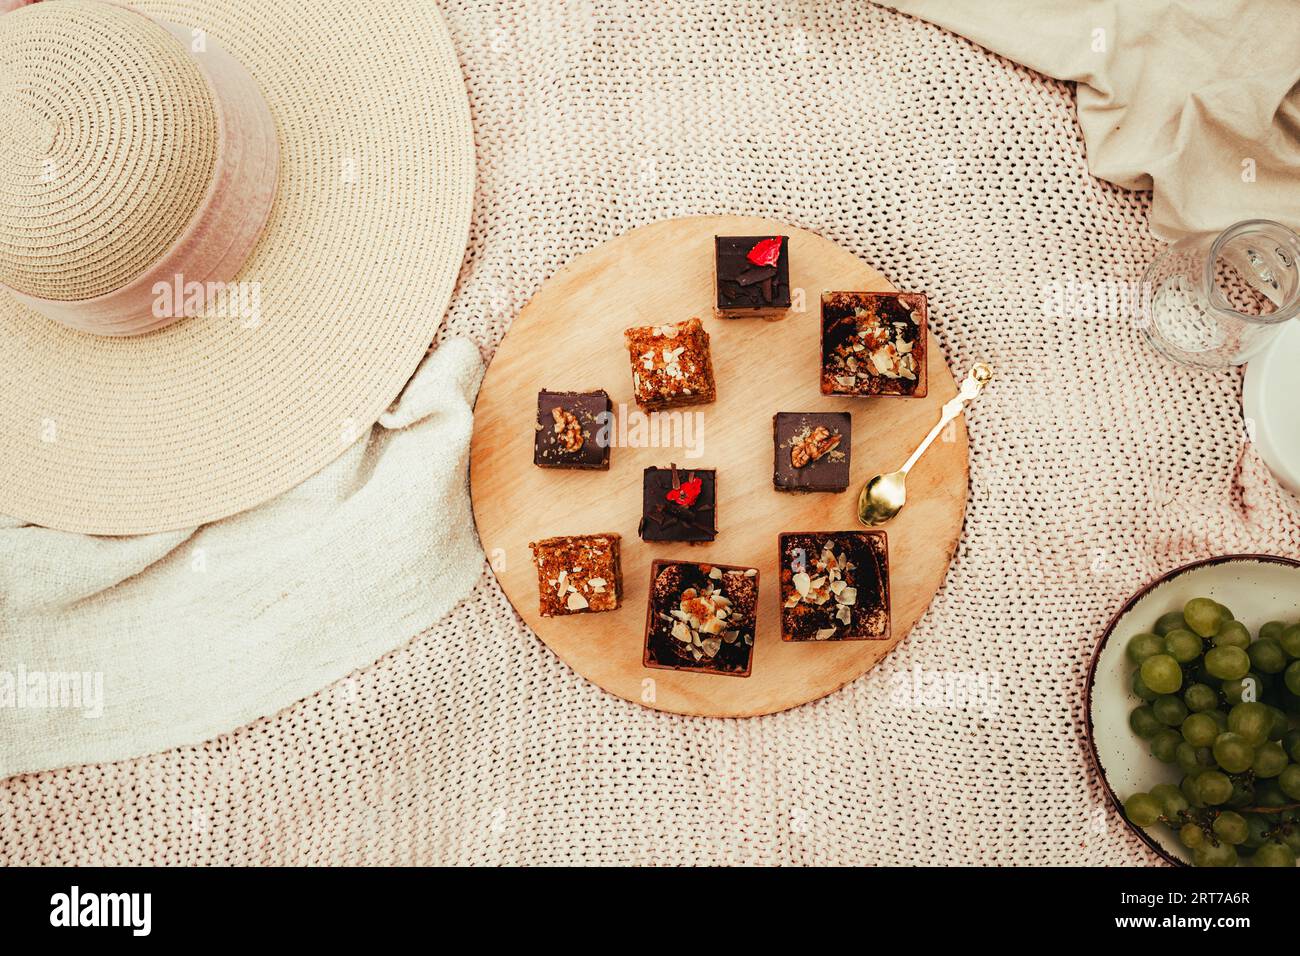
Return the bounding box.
[471,216,968,717]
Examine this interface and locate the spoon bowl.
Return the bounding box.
[857,471,907,524]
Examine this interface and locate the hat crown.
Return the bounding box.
[0,0,218,302]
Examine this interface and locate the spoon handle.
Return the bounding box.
[899,363,992,475]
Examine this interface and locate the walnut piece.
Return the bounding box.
[791,426,842,468]
[551,406,584,452]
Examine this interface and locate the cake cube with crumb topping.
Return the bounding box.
[643,560,758,677]
[528,534,622,617]
[624,317,717,411]
[820,291,928,398]
[778,532,889,642]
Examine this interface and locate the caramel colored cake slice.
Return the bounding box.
[624,317,717,411]
[528,534,622,617]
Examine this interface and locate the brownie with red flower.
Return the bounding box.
[714,235,791,318]
[639,464,717,542]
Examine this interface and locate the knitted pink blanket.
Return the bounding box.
[3,0,1296,865]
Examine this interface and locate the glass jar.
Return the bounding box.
[1139,219,1300,368]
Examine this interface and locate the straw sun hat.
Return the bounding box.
[0,0,474,534]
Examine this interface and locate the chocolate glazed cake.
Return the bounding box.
[639,464,717,542]
[714,235,791,318]
[534,389,612,469]
[773,411,851,492]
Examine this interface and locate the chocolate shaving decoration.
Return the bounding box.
[862,538,886,606]
[735,266,777,287]
[647,503,713,535]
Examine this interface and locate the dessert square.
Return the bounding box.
[820,291,928,398]
[643,560,758,677]
[779,532,890,642]
[624,317,717,411]
[714,236,791,317]
[773,412,851,493]
[639,464,716,542]
[528,534,622,617]
[534,389,612,469]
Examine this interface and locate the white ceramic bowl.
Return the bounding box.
[1085,554,1300,865]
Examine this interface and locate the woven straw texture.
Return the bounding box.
[0,0,474,534]
[0,2,218,300]
[3,0,1298,865]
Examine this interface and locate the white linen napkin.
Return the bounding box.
[0,337,486,777]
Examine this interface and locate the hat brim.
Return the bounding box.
[0,0,475,535]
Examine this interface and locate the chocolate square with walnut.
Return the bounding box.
[528,534,622,617]
[639,464,716,542]
[773,412,851,493]
[534,389,612,469]
[624,317,717,411]
[714,236,791,318]
[778,532,889,642]
[643,560,758,677]
[820,291,928,398]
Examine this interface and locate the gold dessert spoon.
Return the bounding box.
[857,363,993,526]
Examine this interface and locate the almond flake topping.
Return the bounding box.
[828,304,918,385]
[669,581,750,660]
[788,540,858,637]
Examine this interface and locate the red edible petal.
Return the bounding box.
[746,237,783,268]
[666,476,703,507]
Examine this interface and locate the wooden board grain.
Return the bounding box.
[471,216,967,717]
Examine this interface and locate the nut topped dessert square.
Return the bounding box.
[534,389,612,469]
[643,561,758,677]
[624,317,717,411]
[820,291,928,398]
[778,532,889,642]
[639,464,717,542]
[528,533,622,617]
[714,235,791,317]
[773,412,851,493]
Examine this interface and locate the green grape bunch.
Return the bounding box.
[1122,598,1300,867]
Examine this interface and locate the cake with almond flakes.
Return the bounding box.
[820,291,928,398]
